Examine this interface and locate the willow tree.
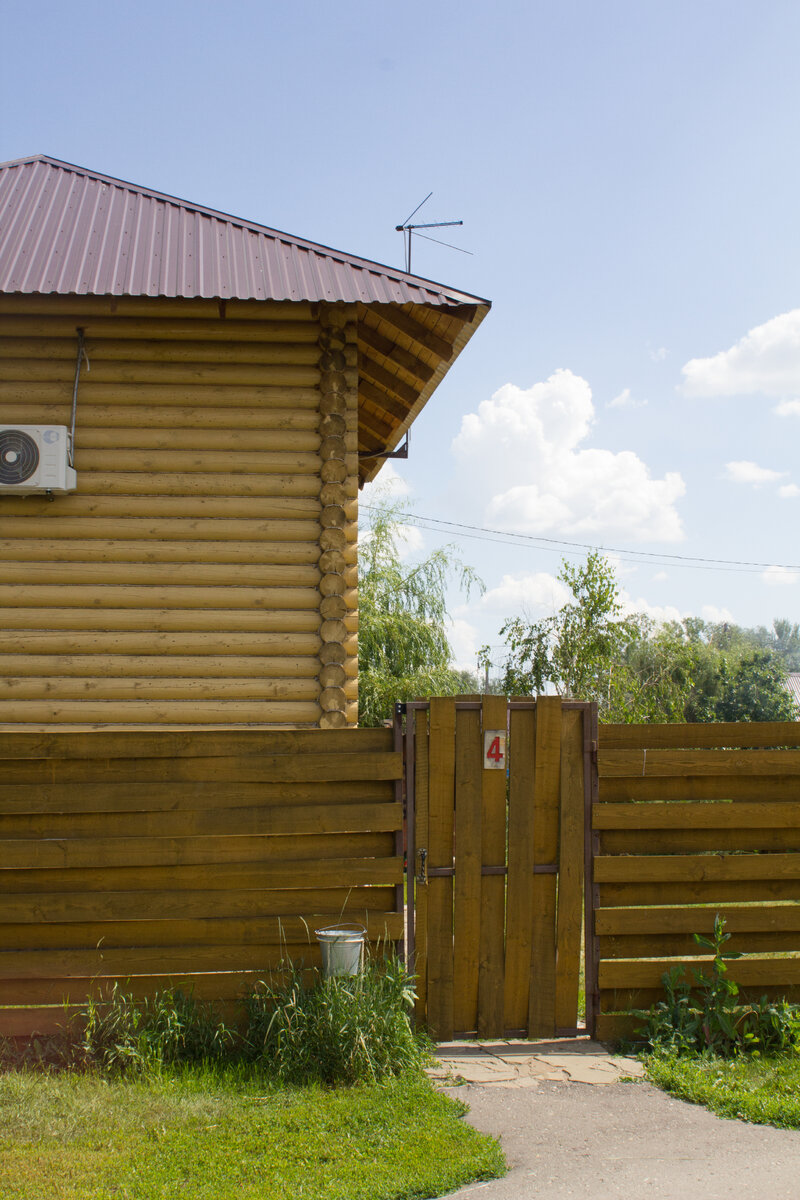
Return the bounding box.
[357,501,482,726]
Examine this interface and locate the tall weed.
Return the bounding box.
[81,984,233,1074]
[636,914,800,1057]
[244,954,428,1084]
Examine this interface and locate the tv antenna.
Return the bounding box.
[395,192,471,274]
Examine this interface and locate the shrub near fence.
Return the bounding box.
[593,721,800,1042]
[0,727,404,1038]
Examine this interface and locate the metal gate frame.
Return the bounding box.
[395,697,600,1038]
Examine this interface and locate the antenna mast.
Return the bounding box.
[395,192,467,274]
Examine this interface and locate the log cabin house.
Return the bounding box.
[0,155,490,730]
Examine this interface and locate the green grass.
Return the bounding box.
[0,1065,505,1199]
[644,1052,800,1130]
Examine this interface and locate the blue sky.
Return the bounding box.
[3,1,799,672]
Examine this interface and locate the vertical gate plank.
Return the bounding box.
[453,704,482,1034]
[427,697,456,1040]
[504,705,536,1032]
[477,694,508,1037]
[554,707,585,1030]
[413,707,429,1028]
[529,695,562,1036]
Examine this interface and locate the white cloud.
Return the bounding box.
[361,461,410,502]
[649,345,668,363]
[453,370,685,543]
[702,605,737,624]
[763,566,800,587]
[775,399,800,417]
[621,595,682,623]
[724,460,786,485]
[779,483,800,499]
[394,523,425,559]
[652,571,669,582]
[681,309,800,398]
[608,387,648,410]
[447,617,480,673]
[475,571,571,617]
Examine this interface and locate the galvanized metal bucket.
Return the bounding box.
[315,923,366,977]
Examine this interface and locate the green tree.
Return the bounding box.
[499,551,684,721]
[752,618,800,672]
[498,555,799,724]
[357,500,483,726]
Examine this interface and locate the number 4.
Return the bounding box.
[486,736,503,763]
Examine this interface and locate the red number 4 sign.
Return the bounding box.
[483,730,506,770]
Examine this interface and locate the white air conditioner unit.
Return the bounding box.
[0,426,77,494]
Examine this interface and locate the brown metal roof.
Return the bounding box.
[0,155,488,307]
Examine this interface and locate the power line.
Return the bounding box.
[361,505,800,576]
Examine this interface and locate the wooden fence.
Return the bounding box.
[0,727,403,1037]
[593,721,800,1041]
[407,696,593,1041]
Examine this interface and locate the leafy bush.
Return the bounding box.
[80,984,233,1074]
[244,954,429,1085]
[636,914,800,1057]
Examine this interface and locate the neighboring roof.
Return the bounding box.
[0,155,491,484]
[787,674,800,708]
[0,155,487,308]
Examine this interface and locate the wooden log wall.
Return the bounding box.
[0,296,360,728]
[0,727,403,1037]
[593,721,800,1042]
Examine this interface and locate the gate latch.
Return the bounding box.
[416,847,428,886]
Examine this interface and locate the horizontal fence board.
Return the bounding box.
[599,932,800,958]
[0,912,404,951]
[0,941,372,980]
[0,779,392,815]
[600,984,800,1011]
[0,802,401,841]
[600,955,800,990]
[595,853,800,884]
[0,751,402,785]
[598,777,800,803]
[596,904,800,936]
[598,880,800,905]
[0,969,322,1007]
[0,857,404,896]
[600,722,800,750]
[599,829,800,854]
[594,801,800,830]
[0,1007,81,1038]
[600,749,800,778]
[0,831,394,871]
[594,1012,640,1041]
[0,728,390,761]
[1,886,396,924]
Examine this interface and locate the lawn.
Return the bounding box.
[0,1065,505,1200]
[644,1053,800,1131]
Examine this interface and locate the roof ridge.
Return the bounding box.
[0,154,488,304]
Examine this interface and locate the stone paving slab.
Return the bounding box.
[427,1037,644,1088]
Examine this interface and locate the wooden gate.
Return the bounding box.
[402,696,597,1040]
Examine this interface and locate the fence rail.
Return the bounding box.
[0,727,403,1038]
[594,721,800,1042]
